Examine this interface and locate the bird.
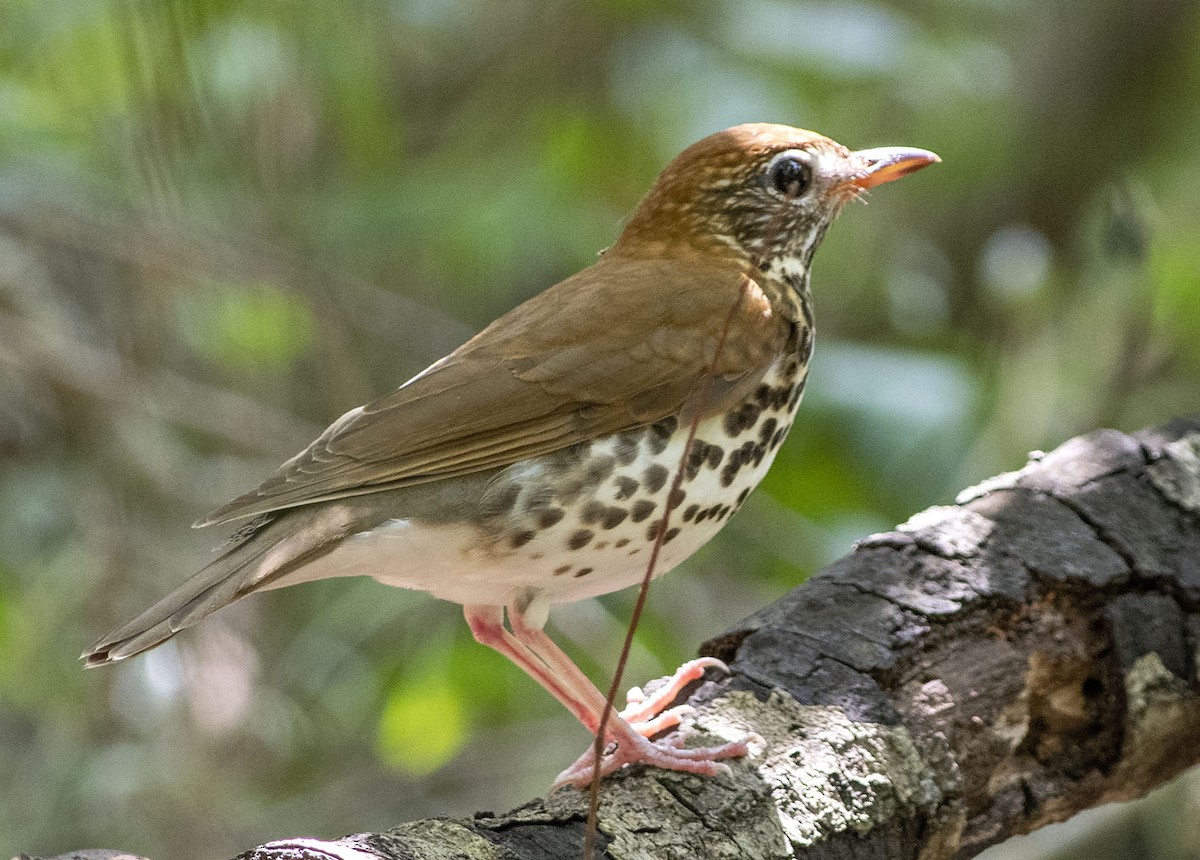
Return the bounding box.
[84,123,938,789]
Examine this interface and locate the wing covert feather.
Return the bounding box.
[197,256,794,526]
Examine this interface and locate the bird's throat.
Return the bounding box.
[756,255,814,336]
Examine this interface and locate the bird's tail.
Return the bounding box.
[82,511,338,667]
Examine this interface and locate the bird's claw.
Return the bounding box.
[550,656,746,791]
[551,731,749,791]
[618,656,729,725]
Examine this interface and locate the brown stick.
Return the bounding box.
[581,270,754,859]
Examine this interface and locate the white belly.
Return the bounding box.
[270,358,804,608]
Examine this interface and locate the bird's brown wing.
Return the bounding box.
[196,256,795,526]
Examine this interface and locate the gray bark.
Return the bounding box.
[21,414,1200,860]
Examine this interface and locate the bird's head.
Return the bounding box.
[613,123,939,283]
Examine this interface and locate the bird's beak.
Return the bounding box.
[850,146,941,189]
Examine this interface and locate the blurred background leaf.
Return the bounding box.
[1,0,1199,858]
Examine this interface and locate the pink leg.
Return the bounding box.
[465,604,719,741]
[504,603,751,790]
[463,605,603,732]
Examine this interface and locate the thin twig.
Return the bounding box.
[581,277,750,859]
[582,211,791,859]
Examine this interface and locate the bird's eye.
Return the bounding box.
[765,153,812,199]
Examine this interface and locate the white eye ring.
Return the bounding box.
[764,150,814,199]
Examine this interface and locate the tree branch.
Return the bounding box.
[22,414,1200,860]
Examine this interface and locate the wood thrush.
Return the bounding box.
[84,124,937,788]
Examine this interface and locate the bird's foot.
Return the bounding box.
[551,656,749,791]
[619,656,729,725]
[551,727,750,791]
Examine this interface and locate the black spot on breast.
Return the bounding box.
[667,487,686,510]
[581,501,607,525]
[751,442,767,467]
[682,504,699,522]
[509,529,535,549]
[685,443,707,481]
[554,564,571,576]
[684,440,723,480]
[647,417,678,454]
[630,500,656,522]
[538,508,566,529]
[715,505,731,521]
[574,567,594,578]
[567,529,593,550]
[758,418,778,444]
[771,427,788,450]
[663,527,681,543]
[643,463,669,493]
[646,521,662,541]
[613,476,639,500]
[735,488,750,508]
[720,457,739,488]
[720,443,756,487]
[601,507,628,529]
[788,380,805,410]
[723,402,762,437]
[614,537,630,548]
[614,432,641,465]
[754,384,772,406]
[586,456,616,484]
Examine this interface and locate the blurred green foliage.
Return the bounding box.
[1,0,1199,858]
[376,671,467,776]
[177,280,315,372]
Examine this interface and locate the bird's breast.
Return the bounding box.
[358,347,811,607]
[275,326,814,610]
